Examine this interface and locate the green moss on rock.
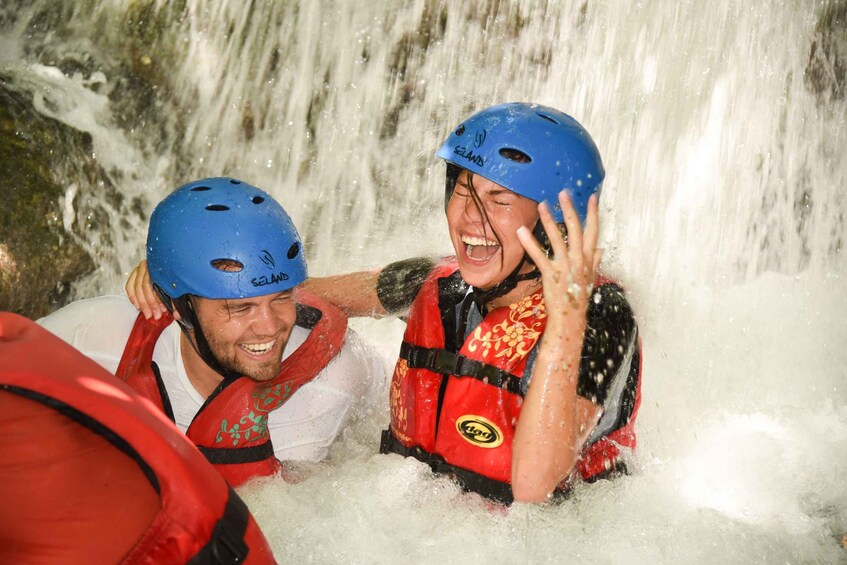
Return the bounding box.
[0,76,98,318]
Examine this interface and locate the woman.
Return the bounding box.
[129,102,641,504]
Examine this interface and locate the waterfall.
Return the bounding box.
[2,1,846,562]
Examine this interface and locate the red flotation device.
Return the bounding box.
[382,260,642,503]
[0,312,276,565]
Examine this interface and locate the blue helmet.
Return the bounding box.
[147,177,307,300]
[436,102,604,224]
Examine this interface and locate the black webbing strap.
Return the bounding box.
[1,384,161,494]
[188,487,250,564]
[399,342,524,396]
[150,362,175,423]
[197,441,275,465]
[380,430,628,505]
[380,429,514,504]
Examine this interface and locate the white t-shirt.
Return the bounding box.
[38,295,385,462]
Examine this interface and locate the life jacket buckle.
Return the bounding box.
[429,349,459,374]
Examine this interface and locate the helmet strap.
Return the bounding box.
[472,257,540,305]
[170,294,242,382]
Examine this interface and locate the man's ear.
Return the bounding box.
[169,295,195,333]
[153,284,179,319]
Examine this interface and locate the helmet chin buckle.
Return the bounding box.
[473,256,540,304]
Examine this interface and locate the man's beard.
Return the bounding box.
[205,333,283,382]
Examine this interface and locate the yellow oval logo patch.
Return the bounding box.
[455,415,503,448]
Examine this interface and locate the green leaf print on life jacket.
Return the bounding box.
[214,381,293,446]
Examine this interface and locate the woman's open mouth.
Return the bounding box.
[461,234,501,261]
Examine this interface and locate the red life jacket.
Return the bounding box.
[115,288,348,487]
[0,312,276,564]
[381,261,642,503]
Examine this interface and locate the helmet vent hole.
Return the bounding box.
[191,186,212,192]
[252,196,265,204]
[536,112,559,124]
[206,204,230,211]
[229,179,241,184]
[211,259,244,272]
[287,242,300,259]
[499,148,532,163]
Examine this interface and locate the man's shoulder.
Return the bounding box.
[38,295,139,326]
[37,295,142,357]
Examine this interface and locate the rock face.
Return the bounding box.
[806,2,847,101]
[0,76,106,319]
[0,1,176,320]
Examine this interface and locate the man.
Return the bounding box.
[39,177,382,486]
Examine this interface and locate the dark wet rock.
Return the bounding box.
[380,4,448,140]
[0,75,118,319]
[806,2,847,101]
[18,1,191,175]
[0,1,195,319]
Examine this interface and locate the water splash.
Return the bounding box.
[3,0,846,561]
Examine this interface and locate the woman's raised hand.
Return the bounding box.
[511,191,602,500]
[516,191,601,320]
[125,260,167,320]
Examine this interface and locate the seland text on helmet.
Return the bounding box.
[436,102,605,225]
[147,177,307,302]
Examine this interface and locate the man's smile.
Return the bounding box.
[239,337,279,358]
